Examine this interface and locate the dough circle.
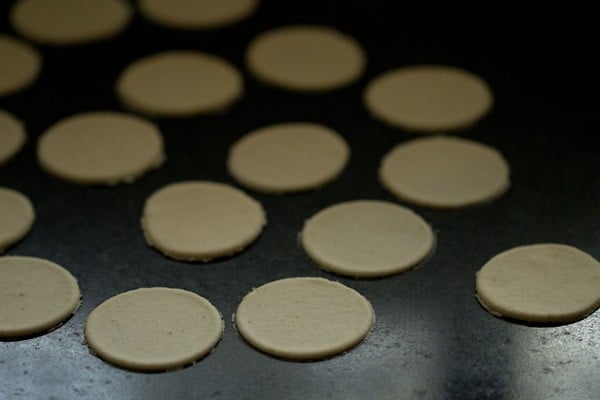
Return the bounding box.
[0,187,35,252]
[227,122,350,193]
[116,51,243,117]
[0,109,26,165]
[10,0,132,46]
[235,277,374,360]
[85,288,223,371]
[37,111,164,185]
[476,244,600,323]
[364,65,493,132]
[301,200,434,278]
[141,181,266,261]
[379,136,510,208]
[0,34,41,97]
[139,0,258,30]
[0,256,80,338]
[246,25,365,91]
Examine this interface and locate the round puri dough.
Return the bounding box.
[142,181,266,261]
[227,122,350,194]
[116,51,243,117]
[0,110,26,165]
[301,200,434,278]
[476,244,600,323]
[235,277,374,360]
[246,25,365,91]
[379,136,510,208]
[85,288,223,371]
[10,0,132,46]
[37,111,164,185]
[0,188,34,253]
[0,256,80,338]
[139,0,259,30]
[0,34,41,97]
[364,65,493,132]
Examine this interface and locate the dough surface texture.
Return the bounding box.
[0,187,34,252]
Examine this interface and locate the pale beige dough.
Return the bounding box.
[116,51,243,117]
[0,187,34,252]
[37,111,164,185]
[85,287,223,371]
[0,110,26,165]
[141,181,266,261]
[246,25,365,91]
[139,0,259,29]
[476,244,600,323]
[227,122,350,193]
[301,200,434,278]
[10,0,132,46]
[379,136,510,208]
[235,277,374,360]
[364,65,493,132]
[0,256,80,338]
[0,34,41,97]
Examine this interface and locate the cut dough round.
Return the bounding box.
[228,122,350,193]
[0,256,80,338]
[116,51,243,117]
[85,288,223,371]
[301,200,434,278]
[139,0,258,30]
[476,244,600,323]
[246,25,365,91]
[379,136,509,208]
[0,187,34,252]
[37,111,164,185]
[364,65,493,132]
[10,0,132,46]
[141,181,266,261]
[0,109,26,165]
[0,34,41,97]
[235,277,374,360]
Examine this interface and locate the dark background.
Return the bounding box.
[1,1,598,399]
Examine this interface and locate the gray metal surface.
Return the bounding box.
[1,2,598,399]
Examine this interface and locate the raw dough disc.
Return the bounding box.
[139,0,258,30]
[141,181,266,261]
[379,136,510,208]
[301,200,434,278]
[116,51,243,117]
[246,25,365,91]
[0,109,26,165]
[85,288,223,371]
[476,244,600,323]
[0,187,34,252]
[0,34,41,97]
[0,256,80,338]
[235,277,374,360]
[10,0,132,46]
[37,111,164,185]
[227,122,350,193]
[364,65,493,132]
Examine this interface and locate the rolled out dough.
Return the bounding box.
[476,244,600,323]
[0,187,35,253]
[246,25,365,91]
[116,51,243,117]
[37,111,164,185]
[0,109,26,165]
[141,181,266,261]
[379,136,510,208]
[0,34,41,97]
[301,200,434,278]
[364,65,493,132]
[227,122,350,193]
[0,256,80,338]
[85,287,223,371]
[235,277,374,360]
